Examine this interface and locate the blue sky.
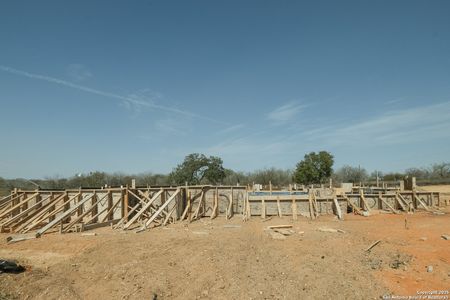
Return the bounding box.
[1,1,450,179]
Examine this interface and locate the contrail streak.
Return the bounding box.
[0,65,225,124]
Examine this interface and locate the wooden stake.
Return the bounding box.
[276,196,282,217]
[292,198,297,221]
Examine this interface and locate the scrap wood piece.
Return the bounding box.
[81,232,97,236]
[223,224,241,228]
[262,217,273,222]
[267,224,293,229]
[441,234,450,240]
[273,228,294,236]
[6,233,36,244]
[366,240,381,252]
[82,219,119,231]
[318,227,345,233]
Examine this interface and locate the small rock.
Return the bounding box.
[420,237,427,241]
[427,265,433,273]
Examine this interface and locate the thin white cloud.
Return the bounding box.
[121,88,162,115]
[0,65,225,124]
[385,97,405,105]
[306,101,450,145]
[267,101,306,123]
[154,117,189,136]
[217,123,245,135]
[66,64,92,81]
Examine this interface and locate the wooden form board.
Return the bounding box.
[0,186,440,240]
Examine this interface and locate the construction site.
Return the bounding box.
[0,178,449,299]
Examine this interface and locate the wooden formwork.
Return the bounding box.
[345,188,441,214]
[0,187,185,237]
[0,186,442,241]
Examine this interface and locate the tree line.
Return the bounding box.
[1,152,449,192]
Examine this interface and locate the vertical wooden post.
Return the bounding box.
[308,191,315,220]
[124,188,129,222]
[187,190,192,222]
[49,192,56,222]
[17,193,27,216]
[269,181,272,195]
[246,188,251,219]
[210,189,218,219]
[412,188,417,209]
[91,191,98,223]
[11,193,21,217]
[22,193,29,214]
[63,193,70,221]
[261,198,266,219]
[161,189,166,213]
[378,192,382,210]
[107,191,113,221]
[228,187,234,219]
[292,197,297,220]
[77,191,82,219]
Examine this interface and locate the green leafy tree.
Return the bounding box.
[169,153,226,185]
[293,151,334,185]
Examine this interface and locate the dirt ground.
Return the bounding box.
[1,190,449,299]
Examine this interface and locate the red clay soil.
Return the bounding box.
[0,209,449,299]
